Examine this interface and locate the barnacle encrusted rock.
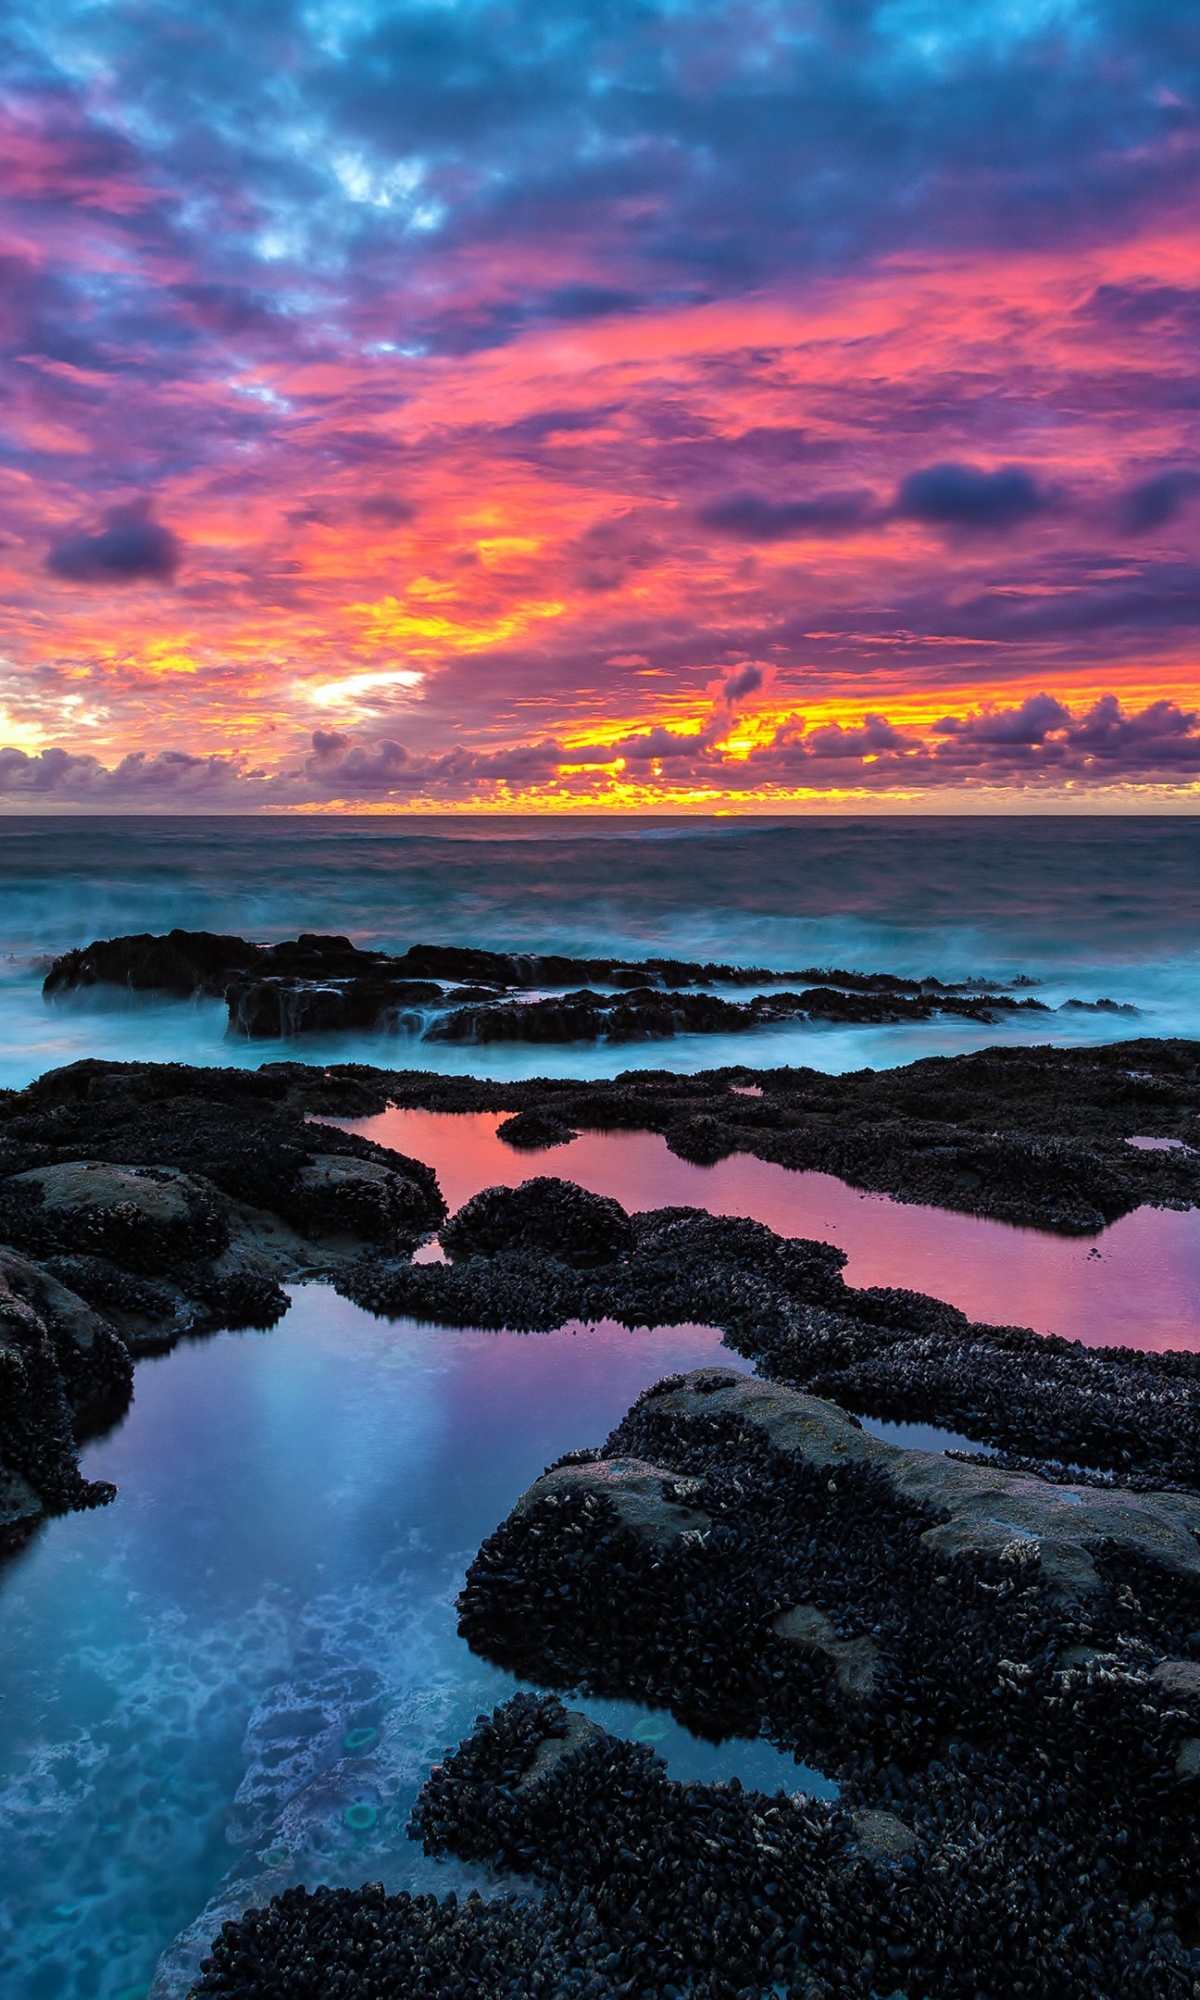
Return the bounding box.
[422,1369,1200,2000]
[441,1176,635,1267]
[641,1371,1200,1597]
[0,1245,129,1540]
[512,1454,711,1546]
[772,1603,879,1698]
[290,1035,1200,1230]
[458,1365,1200,1793]
[2,1160,229,1268]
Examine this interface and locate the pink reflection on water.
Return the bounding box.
[337,1107,1200,1354]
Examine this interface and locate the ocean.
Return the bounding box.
[2,814,1199,1087]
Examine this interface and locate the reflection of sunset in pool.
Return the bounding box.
[341,1107,1200,1354]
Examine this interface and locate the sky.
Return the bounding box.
[2,0,1200,811]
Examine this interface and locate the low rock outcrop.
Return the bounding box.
[402,1373,1200,1996]
[0,1246,130,1542]
[44,926,1072,1046]
[309,1035,1200,1231]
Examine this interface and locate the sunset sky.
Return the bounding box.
[3,0,1200,809]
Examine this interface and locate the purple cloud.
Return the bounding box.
[894,464,1047,535]
[698,491,877,542]
[47,503,181,584]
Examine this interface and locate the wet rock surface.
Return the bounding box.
[0,1060,445,1542]
[45,926,1071,1044]
[183,1150,1200,1991]
[311,1035,1200,1230]
[341,1180,1200,1486]
[442,1178,635,1268]
[428,1371,1200,1997]
[195,1636,1200,1999]
[0,1244,129,1542]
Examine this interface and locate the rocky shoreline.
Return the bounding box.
[345,1176,1200,1485]
[42,927,1128,1045]
[0,1037,1197,1553]
[0,1040,1198,1996]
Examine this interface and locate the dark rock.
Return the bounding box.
[324,1035,1200,1230]
[0,1160,229,1271]
[441,1177,635,1268]
[187,1880,579,2000]
[43,928,261,999]
[0,1059,444,1238]
[424,1374,1200,1997]
[0,1246,129,1539]
[0,1062,447,1536]
[495,1108,579,1150]
[44,928,1060,1049]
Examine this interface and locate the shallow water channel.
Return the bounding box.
[0,1289,841,2000]
[341,1107,1200,1351]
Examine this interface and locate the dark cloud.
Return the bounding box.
[570,513,664,592]
[300,730,563,796]
[0,745,258,799]
[697,490,877,541]
[721,663,763,704]
[933,694,1070,745]
[801,714,910,758]
[607,724,719,765]
[46,503,181,584]
[541,285,640,321]
[1062,693,1200,766]
[941,565,1200,640]
[1120,469,1200,533]
[893,463,1047,534]
[1081,284,1200,335]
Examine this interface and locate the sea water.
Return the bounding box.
[1,814,1198,1086]
[0,814,1198,1998]
[335,1108,1200,1352]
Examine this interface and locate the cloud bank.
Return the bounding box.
[3,694,1196,810]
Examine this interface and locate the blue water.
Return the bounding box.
[1,815,1197,1087]
[0,1291,839,2000]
